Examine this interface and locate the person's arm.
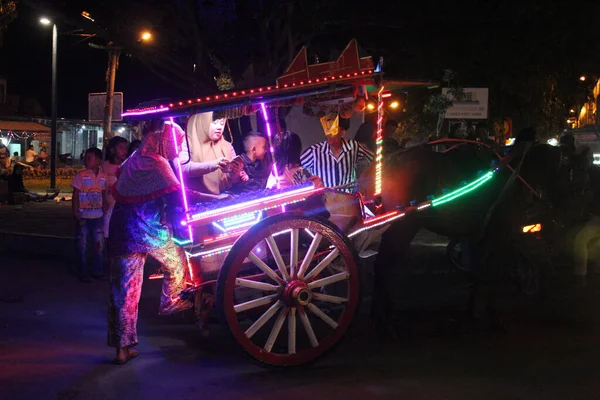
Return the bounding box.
[72,174,82,219]
[300,147,315,174]
[72,188,81,219]
[178,136,227,177]
[356,141,374,164]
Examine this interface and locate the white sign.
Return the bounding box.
[443,88,488,119]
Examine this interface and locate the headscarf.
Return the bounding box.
[186,112,234,194]
[113,121,185,204]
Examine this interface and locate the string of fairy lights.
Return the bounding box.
[0,131,38,145]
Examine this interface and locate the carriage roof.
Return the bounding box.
[122,39,433,122]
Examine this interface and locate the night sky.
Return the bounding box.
[0,4,174,119]
[1,0,598,124]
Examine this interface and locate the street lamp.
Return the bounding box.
[580,75,587,82]
[40,17,58,191]
[140,31,152,42]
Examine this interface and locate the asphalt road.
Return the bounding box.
[2,232,600,400]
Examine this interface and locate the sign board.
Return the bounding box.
[88,92,123,122]
[442,88,488,119]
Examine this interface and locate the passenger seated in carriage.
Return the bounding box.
[178,111,243,195]
[229,131,272,195]
[300,113,373,191]
[267,131,323,189]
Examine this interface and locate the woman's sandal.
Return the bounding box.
[112,349,139,365]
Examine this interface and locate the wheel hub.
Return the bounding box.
[282,280,312,306]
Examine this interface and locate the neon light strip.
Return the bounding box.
[122,107,170,117]
[348,212,406,238]
[261,103,284,212]
[374,85,384,195]
[172,237,192,246]
[364,210,398,224]
[170,118,193,242]
[188,185,319,223]
[432,171,494,207]
[187,244,233,258]
[212,211,263,233]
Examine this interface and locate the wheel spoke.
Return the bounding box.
[290,228,299,278]
[265,235,291,281]
[245,300,283,338]
[288,308,296,354]
[312,292,348,304]
[299,308,319,347]
[297,232,323,279]
[306,303,338,329]
[307,272,349,289]
[234,293,279,313]
[235,278,279,292]
[245,300,284,338]
[264,307,288,352]
[248,252,281,283]
[304,248,340,280]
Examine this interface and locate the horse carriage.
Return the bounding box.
[121,41,537,366]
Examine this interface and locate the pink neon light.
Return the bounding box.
[170,117,193,243]
[122,107,170,117]
[188,185,322,224]
[260,103,285,211]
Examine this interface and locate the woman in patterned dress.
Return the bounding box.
[107,119,226,365]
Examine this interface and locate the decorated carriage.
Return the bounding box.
[122,40,513,366]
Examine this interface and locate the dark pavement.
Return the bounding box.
[2,231,600,400]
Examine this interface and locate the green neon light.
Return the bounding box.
[432,171,494,207]
[173,237,192,246]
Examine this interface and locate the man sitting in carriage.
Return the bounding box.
[301,113,373,191]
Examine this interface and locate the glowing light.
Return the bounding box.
[39,17,51,25]
[81,11,94,22]
[374,85,384,196]
[382,93,392,98]
[140,31,152,41]
[187,185,321,225]
[522,224,542,233]
[187,245,233,259]
[389,101,400,109]
[170,118,193,243]
[366,103,375,110]
[580,75,587,82]
[212,211,263,233]
[122,107,170,117]
[349,212,406,238]
[260,102,284,211]
[432,171,494,207]
[547,138,558,146]
[172,237,192,246]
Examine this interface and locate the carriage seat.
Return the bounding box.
[322,190,363,234]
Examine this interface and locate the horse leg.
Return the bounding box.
[371,217,421,334]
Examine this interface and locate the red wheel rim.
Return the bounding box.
[219,216,359,366]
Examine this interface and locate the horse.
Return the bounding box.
[365,140,562,332]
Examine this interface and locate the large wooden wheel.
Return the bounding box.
[216,213,360,367]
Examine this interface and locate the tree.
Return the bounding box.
[0,1,17,47]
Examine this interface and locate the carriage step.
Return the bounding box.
[359,249,378,259]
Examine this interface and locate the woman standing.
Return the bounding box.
[108,119,225,365]
[179,112,241,194]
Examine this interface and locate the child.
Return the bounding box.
[230,131,270,194]
[102,136,129,240]
[72,147,108,282]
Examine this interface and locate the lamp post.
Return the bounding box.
[40,17,58,191]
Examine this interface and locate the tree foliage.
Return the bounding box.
[0,0,17,47]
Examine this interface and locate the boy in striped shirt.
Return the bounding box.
[72,147,108,282]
